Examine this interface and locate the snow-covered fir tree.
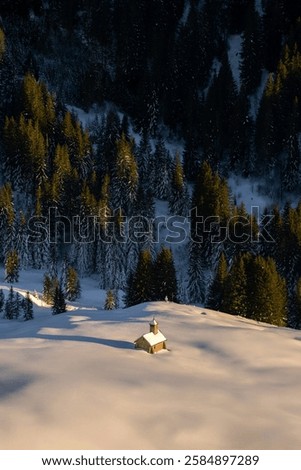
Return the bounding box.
[187,241,206,305]
[151,136,172,200]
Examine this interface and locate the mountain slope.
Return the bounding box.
[1,282,301,450]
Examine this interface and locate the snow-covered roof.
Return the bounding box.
[142,330,166,347]
[149,318,158,326]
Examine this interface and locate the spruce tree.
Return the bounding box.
[290,278,301,329]
[247,256,287,326]
[13,292,22,320]
[124,271,135,308]
[15,211,29,270]
[52,285,66,315]
[4,286,15,320]
[168,154,190,216]
[0,289,4,314]
[153,247,178,302]
[112,133,139,213]
[97,109,120,176]
[187,241,206,305]
[104,289,116,310]
[202,55,238,167]
[151,136,172,200]
[5,250,19,283]
[222,254,249,316]
[22,292,34,321]
[43,273,59,305]
[137,130,153,189]
[282,98,300,192]
[279,203,301,291]
[65,266,81,301]
[206,252,228,310]
[125,249,154,307]
[255,74,279,183]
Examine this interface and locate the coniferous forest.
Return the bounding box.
[0,1,301,327]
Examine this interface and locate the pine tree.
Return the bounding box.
[14,292,22,319]
[52,285,66,315]
[124,271,135,308]
[43,273,59,305]
[0,184,15,263]
[112,133,139,213]
[3,116,21,186]
[4,286,15,320]
[222,254,249,316]
[22,73,45,124]
[259,206,283,263]
[206,252,228,310]
[64,266,81,301]
[222,253,287,326]
[283,132,301,192]
[187,241,206,305]
[202,55,238,167]
[153,247,178,302]
[290,277,301,329]
[97,109,120,176]
[191,161,231,270]
[14,211,30,270]
[282,98,300,192]
[255,74,280,184]
[22,292,34,321]
[279,203,301,291]
[0,289,4,314]
[168,154,190,216]
[137,130,153,189]
[52,144,72,205]
[104,289,116,310]
[247,256,287,326]
[125,249,154,307]
[5,250,19,283]
[151,136,172,200]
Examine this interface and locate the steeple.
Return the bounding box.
[149,317,159,335]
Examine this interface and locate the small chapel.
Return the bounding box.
[134,318,167,354]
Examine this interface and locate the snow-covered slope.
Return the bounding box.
[1,277,301,450]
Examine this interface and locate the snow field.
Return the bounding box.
[0,270,301,449]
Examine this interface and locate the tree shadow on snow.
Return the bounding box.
[37,333,134,350]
